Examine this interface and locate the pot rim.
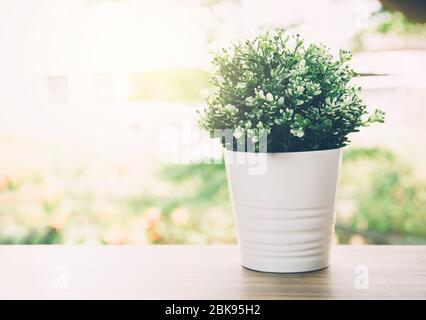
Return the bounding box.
[223,147,343,156]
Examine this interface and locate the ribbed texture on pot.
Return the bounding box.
[224,149,342,273]
[236,206,335,273]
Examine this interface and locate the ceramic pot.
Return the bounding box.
[224,148,342,273]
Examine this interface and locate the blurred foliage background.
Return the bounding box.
[1,144,426,245]
[0,0,425,245]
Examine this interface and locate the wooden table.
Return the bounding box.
[0,245,425,299]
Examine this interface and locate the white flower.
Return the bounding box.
[251,135,259,143]
[290,128,304,137]
[266,93,274,102]
[245,97,256,107]
[325,97,336,107]
[236,82,246,90]
[224,104,236,112]
[233,127,244,139]
[311,83,321,95]
[246,128,255,138]
[215,75,224,84]
[277,97,284,106]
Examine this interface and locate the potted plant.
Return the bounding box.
[198,29,385,273]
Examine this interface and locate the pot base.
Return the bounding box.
[241,254,329,273]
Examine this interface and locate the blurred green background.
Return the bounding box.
[2,144,426,245]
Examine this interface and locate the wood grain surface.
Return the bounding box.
[0,245,425,299]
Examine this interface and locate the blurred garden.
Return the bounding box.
[1,0,426,245]
[2,138,426,245]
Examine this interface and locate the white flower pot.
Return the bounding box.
[224,148,342,273]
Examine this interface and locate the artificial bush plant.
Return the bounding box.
[198,29,384,152]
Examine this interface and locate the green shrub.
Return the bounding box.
[198,29,384,152]
[376,11,426,36]
[2,147,426,244]
[339,148,426,242]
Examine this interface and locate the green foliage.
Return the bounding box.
[157,148,426,244]
[351,9,426,51]
[376,11,426,36]
[2,147,426,244]
[129,68,210,102]
[160,161,228,207]
[128,161,234,244]
[199,29,384,152]
[340,148,426,241]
